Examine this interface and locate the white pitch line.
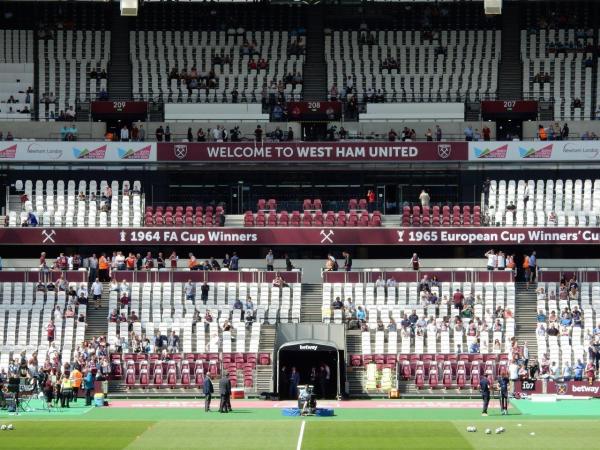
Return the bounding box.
[296,420,306,450]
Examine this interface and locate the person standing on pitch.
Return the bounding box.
[219,371,232,413]
[499,374,510,415]
[479,375,490,416]
[203,373,214,412]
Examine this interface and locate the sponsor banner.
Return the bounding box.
[0,142,157,162]
[2,227,600,246]
[470,141,600,161]
[158,141,468,162]
[549,381,600,397]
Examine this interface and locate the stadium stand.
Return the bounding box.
[521,28,593,120]
[6,179,143,227]
[38,30,110,120]
[486,178,600,227]
[325,4,500,104]
[112,280,299,390]
[535,280,592,375]
[130,4,305,103]
[0,30,34,120]
[0,280,87,372]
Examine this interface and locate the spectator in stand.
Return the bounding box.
[410,253,420,271]
[453,289,464,313]
[185,279,196,303]
[572,359,585,381]
[120,125,129,142]
[91,278,103,310]
[330,83,338,101]
[155,125,165,142]
[435,125,442,141]
[464,125,474,141]
[230,253,239,270]
[98,253,109,282]
[484,249,497,270]
[266,249,274,271]
[538,124,547,141]
[482,125,491,141]
[418,189,430,207]
[167,331,179,353]
[367,189,376,212]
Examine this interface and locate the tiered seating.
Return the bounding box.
[130,3,305,103]
[355,353,508,391]
[244,210,382,227]
[38,30,110,118]
[535,281,594,372]
[122,351,271,390]
[326,28,499,102]
[116,280,297,390]
[0,30,34,119]
[324,281,515,354]
[7,179,143,227]
[487,178,600,226]
[131,30,303,103]
[144,205,225,227]
[401,205,481,227]
[0,282,86,372]
[521,29,593,120]
[110,281,301,353]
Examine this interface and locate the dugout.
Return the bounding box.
[275,324,346,400]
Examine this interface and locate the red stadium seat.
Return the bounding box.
[456,369,466,388]
[167,368,177,386]
[429,368,439,388]
[415,369,424,389]
[139,368,149,387]
[125,368,136,386]
[470,370,481,389]
[442,369,452,388]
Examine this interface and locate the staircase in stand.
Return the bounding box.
[515,282,539,361]
[300,284,323,323]
[301,6,327,101]
[84,282,110,341]
[496,3,523,101]
[107,6,133,101]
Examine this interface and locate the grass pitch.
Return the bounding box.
[1,399,598,449]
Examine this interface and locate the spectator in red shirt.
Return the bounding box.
[482,126,491,141]
[47,320,56,342]
[453,289,464,312]
[258,58,268,70]
[56,252,68,270]
[125,253,136,270]
[248,59,257,70]
[367,189,376,212]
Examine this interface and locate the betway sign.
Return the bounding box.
[299,345,318,351]
[571,385,600,394]
[158,142,467,162]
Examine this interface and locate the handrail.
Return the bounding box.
[0,269,303,284]
[322,269,513,284]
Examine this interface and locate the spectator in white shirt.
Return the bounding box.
[375,276,385,288]
[419,190,430,207]
[120,125,129,142]
[91,278,103,310]
[497,251,506,270]
[484,249,497,270]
